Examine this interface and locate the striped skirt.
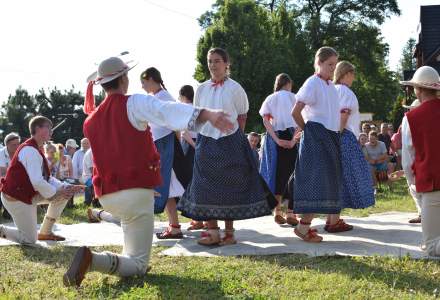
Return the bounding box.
[178,130,277,221]
[293,121,342,214]
[340,129,375,209]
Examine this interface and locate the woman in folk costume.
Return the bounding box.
[178,47,276,246]
[140,67,186,239]
[63,56,233,287]
[259,73,299,226]
[177,85,208,231]
[291,47,351,243]
[400,66,440,256]
[333,61,374,224]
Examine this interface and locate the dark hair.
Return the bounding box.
[207,48,230,63]
[101,76,121,91]
[29,116,52,135]
[140,67,167,90]
[179,85,194,103]
[274,73,292,92]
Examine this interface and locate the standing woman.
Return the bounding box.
[291,47,350,243]
[178,47,276,246]
[141,68,185,239]
[334,61,374,224]
[259,73,299,226]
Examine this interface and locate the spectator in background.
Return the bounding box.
[364,131,389,187]
[358,133,368,156]
[0,132,21,219]
[57,144,74,208]
[387,124,394,137]
[247,132,260,169]
[371,124,377,132]
[378,123,391,154]
[72,138,90,182]
[65,139,79,158]
[44,142,59,177]
[361,123,371,135]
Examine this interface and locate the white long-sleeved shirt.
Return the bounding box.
[126,94,199,133]
[18,146,66,199]
[82,149,93,184]
[72,149,86,180]
[401,116,416,189]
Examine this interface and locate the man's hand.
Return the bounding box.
[199,109,234,134]
[66,185,86,194]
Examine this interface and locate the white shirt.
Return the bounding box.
[335,84,361,137]
[259,90,297,131]
[72,149,86,180]
[401,116,416,189]
[126,93,197,134]
[296,75,340,132]
[148,89,176,141]
[18,146,66,199]
[82,149,93,184]
[0,147,11,169]
[195,78,249,139]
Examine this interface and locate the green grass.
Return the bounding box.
[1,178,437,300]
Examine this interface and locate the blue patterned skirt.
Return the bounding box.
[260,132,278,194]
[154,133,175,214]
[293,121,342,214]
[178,130,277,221]
[341,130,375,209]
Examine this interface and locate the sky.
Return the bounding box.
[0,0,438,104]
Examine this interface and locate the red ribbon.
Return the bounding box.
[84,81,96,115]
[211,79,225,88]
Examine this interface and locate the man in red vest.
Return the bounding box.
[63,56,233,287]
[0,116,84,244]
[401,66,440,256]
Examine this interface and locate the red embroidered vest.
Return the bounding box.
[83,94,162,197]
[1,138,50,204]
[406,99,440,192]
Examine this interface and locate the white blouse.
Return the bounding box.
[195,78,249,139]
[401,116,416,189]
[126,93,198,134]
[296,75,340,132]
[259,90,297,131]
[335,84,361,137]
[148,89,176,141]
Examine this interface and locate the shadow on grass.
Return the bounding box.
[89,272,227,299]
[248,254,440,295]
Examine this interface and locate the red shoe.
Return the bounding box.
[156,225,183,239]
[324,219,353,233]
[294,228,323,243]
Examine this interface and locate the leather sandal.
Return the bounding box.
[156,224,184,239]
[408,216,421,224]
[63,246,92,287]
[220,229,237,246]
[87,208,101,223]
[324,219,353,233]
[294,228,323,243]
[198,228,221,246]
[187,220,205,231]
[286,211,299,226]
[274,212,287,225]
[38,233,66,241]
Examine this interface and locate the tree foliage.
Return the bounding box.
[0,87,104,144]
[195,0,401,131]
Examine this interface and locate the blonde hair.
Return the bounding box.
[314,47,338,72]
[334,61,355,84]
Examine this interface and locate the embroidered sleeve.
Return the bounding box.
[187,107,202,132]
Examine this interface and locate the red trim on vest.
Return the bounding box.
[407,99,440,192]
[1,138,50,204]
[83,94,162,197]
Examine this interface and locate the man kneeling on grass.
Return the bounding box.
[0,116,84,244]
